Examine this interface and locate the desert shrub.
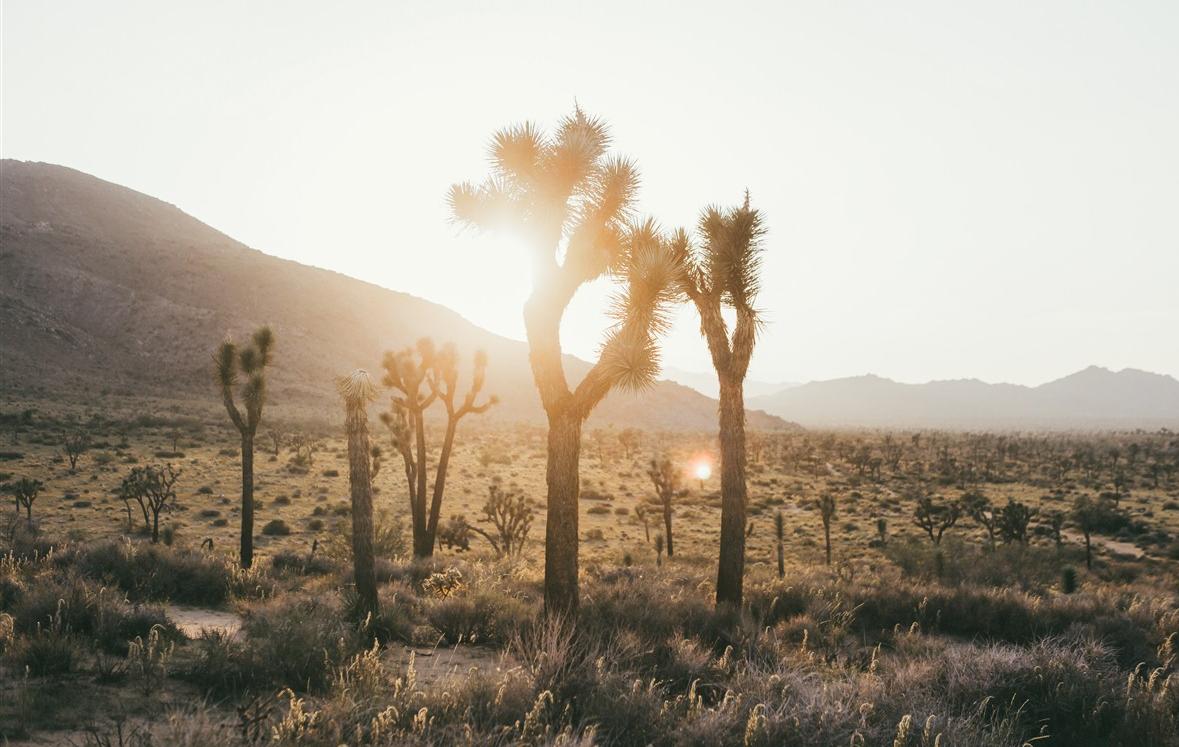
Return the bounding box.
[185,594,362,696]
[74,540,238,606]
[427,588,532,645]
[262,519,291,536]
[324,509,405,562]
[8,573,177,654]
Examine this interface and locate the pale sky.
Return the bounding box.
[3,1,1177,386]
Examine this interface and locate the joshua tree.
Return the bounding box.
[215,326,274,568]
[288,433,319,468]
[670,194,767,609]
[961,491,998,550]
[468,483,533,559]
[913,495,960,546]
[450,109,678,613]
[11,478,43,524]
[120,464,180,543]
[654,533,665,567]
[875,517,889,546]
[1046,510,1065,549]
[634,503,651,543]
[646,456,683,558]
[62,430,90,472]
[381,340,497,558]
[817,494,836,565]
[774,509,785,579]
[337,370,379,621]
[267,428,286,458]
[1072,495,1113,569]
[618,428,642,461]
[998,499,1036,545]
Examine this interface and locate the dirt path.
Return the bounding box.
[382,643,518,688]
[1061,531,1145,559]
[165,604,243,639]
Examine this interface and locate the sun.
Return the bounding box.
[694,461,712,489]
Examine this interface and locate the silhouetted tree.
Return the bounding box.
[998,499,1036,545]
[913,495,960,546]
[817,494,836,565]
[450,109,678,614]
[618,428,642,461]
[1072,495,1115,569]
[338,370,379,621]
[468,483,533,559]
[215,326,274,568]
[120,464,180,543]
[62,430,90,472]
[11,478,42,524]
[267,428,286,458]
[647,456,684,558]
[962,490,998,550]
[671,194,767,608]
[381,340,496,557]
[774,509,785,578]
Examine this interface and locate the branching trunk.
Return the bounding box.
[424,419,459,556]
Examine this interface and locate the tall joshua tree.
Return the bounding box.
[338,370,379,621]
[671,194,767,608]
[381,340,497,557]
[215,326,274,569]
[450,109,678,614]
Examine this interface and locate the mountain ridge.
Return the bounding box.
[0,159,793,431]
[750,366,1179,429]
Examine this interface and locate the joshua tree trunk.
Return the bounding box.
[424,419,459,556]
[343,384,379,621]
[715,376,748,608]
[777,540,785,579]
[411,410,429,558]
[662,502,674,558]
[823,521,832,566]
[240,433,255,568]
[1084,531,1092,569]
[544,410,581,615]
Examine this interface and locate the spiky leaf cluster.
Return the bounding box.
[216,326,274,435]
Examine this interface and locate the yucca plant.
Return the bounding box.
[670,193,767,608]
[450,109,678,613]
[337,369,379,620]
[380,339,497,558]
[214,326,274,568]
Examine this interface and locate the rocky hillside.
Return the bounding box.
[0,160,793,431]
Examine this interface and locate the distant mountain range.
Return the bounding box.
[0,160,791,431]
[662,367,798,400]
[749,367,1179,429]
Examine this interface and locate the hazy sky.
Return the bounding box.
[4,1,1177,386]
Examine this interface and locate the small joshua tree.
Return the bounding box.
[337,370,379,621]
[646,456,684,558]
[468,483,533,559]
[1046,510,1065,549]
[998,499,1036,545]
[913,495,960,546]
[875,517,889,546]
[670,193,768,609]
[961,490,998,550]
[817,494,836,565]
[267,428,286,458]
[619,428,642,461]
[11,477,43,524]
[120,464,181,543]
[634,504,651,543]
[381,340,497,558]
[774,509,785,578]
[655,533,665,567]
[62,430,90,472]
[1072,495,1114,569]
[215,326,274,568]
[288,433,319,469]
